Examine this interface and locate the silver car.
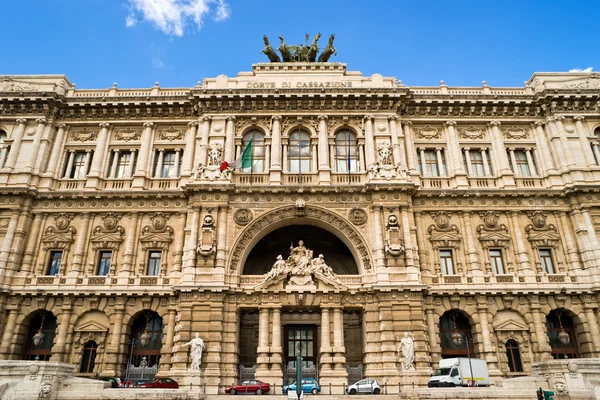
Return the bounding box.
[346,379,381,394]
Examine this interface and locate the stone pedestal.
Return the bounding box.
[182,368,203,392]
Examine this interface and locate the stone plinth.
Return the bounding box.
[532,358,600,400]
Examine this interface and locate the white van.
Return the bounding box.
[428,358,489,387]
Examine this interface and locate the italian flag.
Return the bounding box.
[220,139,253,171]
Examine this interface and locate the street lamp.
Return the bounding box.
[32,311,47,361]
[450,312,475,388]
[556,310,571,358]
[124,314,152,386]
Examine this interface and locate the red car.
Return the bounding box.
[225,380,270,395]
[136,377,179,389]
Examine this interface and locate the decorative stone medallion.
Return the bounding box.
[348,208,367,225]
[234,209,253,225]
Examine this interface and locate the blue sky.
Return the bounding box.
[1,0,598,89]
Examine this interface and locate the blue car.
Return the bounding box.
[283,378,321,395]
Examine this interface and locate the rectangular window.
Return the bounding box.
[539,249,555,274]
[489,249,505,274]
[64,151,91,179]
[97,250,112,276]
[47,251,63,275]
[418,149,446,177]
[440,250,454,275]
[116,152,135,178]
[508,149,533,177]
[154,150,182,178]
[463,149,492,177]
[147,250,162,276]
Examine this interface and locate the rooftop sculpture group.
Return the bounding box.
[261,34,337,63]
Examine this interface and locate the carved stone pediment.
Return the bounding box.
[525,211,560,248]
[90,213,124,250]
[428,212,461,249]
[478,231,511,249]
[255,271,346,291]
[494,319,530,332]
[477,213,511,248]
[41,214,76,250]
[428,231,462,249]
[74,320,109,333]
[140,213,174,250]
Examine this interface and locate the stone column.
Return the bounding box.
[435,148,445,176]
[319,307,332,373]
[414,211,431,276]
[120,212,138,275]
[162,307,177,370]
[154,149,164,178]
[364,116,375,167]
[134,122,154,177]
[264,144,270,173]
[592,144,600,165]
[460,212,482,277]
[358,144,365,171]
[106,303,126,375]
[544,117,567,169]
[425,307,439,364]
[445,121,466,175]
[572,116,596,166]
[481,148,491,176]
[26,118,47,172]
[20,213,45,274]
[529,299,553,360]
[488,121,512,176]
[70,213,91,275]
[256,307,270,376]
[402,121,417,173]
[88,123,110,177]
[570,209,599,271]
[581,208,600,263]
[174,149,181,177]
[389,116,404,166]
[582,304,600,356]
[224,116,236,162]
[182,208,200,277]
[52,303,73,362]
[282,144,288,173]
[125,150,136,178]
[311,143,318,172]
[318,115,329,169]
[197,116,211,166]
[45,124,67,177]
[215,206,229,271]
[372,206,386,271]
[509,211,534,279]
[508,148,518,174]
[401,207,418,281]
[109,150,120,178]
[331,307,348,384]
[270,307,282,377]
[0,211,20,278]
[0,307,20,358]
[533,122,554,172]
[83,150,92,177]
[556,211,583,274]
[464,148,473,176]
[525,148,538,176]
[554,116,575,167]
[182,121,199,177]
[63,151,75,178]
[418,148,427,176]
[171,213,186,275]
[4,119,27,170]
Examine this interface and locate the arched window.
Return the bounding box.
[505,339,523,372]
[24,312,57,361]
[242,131,265,173]
[130,312,164,367]
[546,310,579,359]
[80,340,98,373]
[335,130,359,173]
[439,311,474,359]
[288,129,311,173]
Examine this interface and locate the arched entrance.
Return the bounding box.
[244,226,358,275]
[439,310,474,359]
[546,309,579,359]
[129,311,163,367]
[23,311,57,361]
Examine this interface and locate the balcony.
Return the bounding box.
[332,173,365,185]
[57,179,86,190]
[283,174,318,185]
[148,178,180,190]
[102,179,132,190]
[420,177,451,189]
[515,177,544,188]
[468,177,498,188]
[232,173,269,184]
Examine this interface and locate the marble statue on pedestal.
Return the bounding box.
[399,332,415,372]
[182,333,206,370]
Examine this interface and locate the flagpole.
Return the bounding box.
[250,138,254,184]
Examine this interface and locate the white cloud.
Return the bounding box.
[568,67,594,73]
[126,0,230,36]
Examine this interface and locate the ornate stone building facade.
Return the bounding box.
[0,65,600,393]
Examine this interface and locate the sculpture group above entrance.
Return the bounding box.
[259,240,342,288]
[261,33,337,63]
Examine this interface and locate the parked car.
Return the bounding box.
[135,377,179,389]
[283,378,321,395]
[94,377,122,388]
[346,379,380,394]
[225,380,271,395]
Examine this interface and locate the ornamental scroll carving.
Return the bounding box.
[414,125,441,139]
[458,125,485,139]
[158,126,184,141]
[115,126,141,141]
[476,211,511,249]
[229,206,372,272]
[385,214,405,257]
[525,211,560,249]
[70,128,97,142]
[503,125,529,139]
[197,214,216,257]
[41,213,76,250]
[427,211,461,249]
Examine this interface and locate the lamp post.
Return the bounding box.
[451,331,475,387]
[124,317,151,387]
[556,310,571,358]
[32,311,47,361]
[296,344,303,400]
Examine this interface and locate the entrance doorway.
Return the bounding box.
[284,325,317,384]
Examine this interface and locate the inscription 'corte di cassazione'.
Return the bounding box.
[246,81,353,89]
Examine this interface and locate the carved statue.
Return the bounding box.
[260,35,281,62]
[289,240,312,274]
[399,332,415,371]
[278,35,292,62]
[263,255,288,282]
[307,33,321,62]
[207,143,223,166]
[377,143,393,165]
[318,34,337,62]
[182,333,206,370]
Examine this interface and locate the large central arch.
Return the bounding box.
[228,205,373,274]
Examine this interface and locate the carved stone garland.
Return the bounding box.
[39,213,76,275]
[197,213,217,257]
[229,205,372,272]
[139,212,174,275]
[384,213,405,257]
[89,213,125,275]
